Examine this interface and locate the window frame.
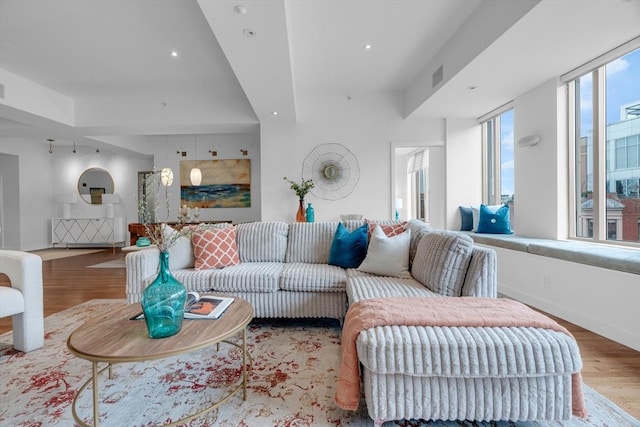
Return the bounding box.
[566,43,640,249]
[481,104,514,206]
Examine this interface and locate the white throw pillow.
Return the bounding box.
[357,225,412,278]
[162,224,195,270]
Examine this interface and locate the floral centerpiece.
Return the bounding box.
[284,177,314,222]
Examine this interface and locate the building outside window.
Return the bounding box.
[481,107,515,227]
[568,44,640,246]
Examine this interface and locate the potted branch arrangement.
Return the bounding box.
[283,177,314,222]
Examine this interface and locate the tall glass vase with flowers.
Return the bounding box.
[283,177,314,222]
[137,170,193,339]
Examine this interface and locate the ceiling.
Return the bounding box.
[0,0,639,154]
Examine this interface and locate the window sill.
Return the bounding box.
[462,232,640,276]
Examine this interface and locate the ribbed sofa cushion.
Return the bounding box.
[286,222,339,263]
[280,263,347,292]
[209,262,283,292]
[357,326,582,377]
[411,230,474,296]
[235,221,289,262]
[347,272,442,303]
[406,219,432,265]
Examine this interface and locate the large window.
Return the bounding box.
[481,107,515,225]
[568,45,640,246]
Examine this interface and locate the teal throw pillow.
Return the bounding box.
[459,206,473,231]
[476,203,513,234]
[328,223,368,268]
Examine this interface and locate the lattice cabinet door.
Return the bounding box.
[52,218,115,247]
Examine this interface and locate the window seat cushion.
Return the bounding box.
[462,232,640,275]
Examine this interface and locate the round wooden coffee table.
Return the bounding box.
[67,298,254,427]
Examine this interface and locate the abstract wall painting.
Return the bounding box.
[180,159,251,208]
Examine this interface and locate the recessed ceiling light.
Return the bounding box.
[363,43,372,51]
[170,50,178,57]
[234,5,248,14]
[271,111,278,116]
[242,28,257,38]
[467,86,477,90]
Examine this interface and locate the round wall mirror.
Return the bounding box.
[77,168,114,204]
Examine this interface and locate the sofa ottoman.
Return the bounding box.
[357,325,583,424]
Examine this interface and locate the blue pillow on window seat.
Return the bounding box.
[328,223,368,268]
[459,206,474,231]
[476,203,514,234]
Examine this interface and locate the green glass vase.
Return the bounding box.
[141,251,187,339]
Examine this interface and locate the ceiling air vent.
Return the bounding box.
[432,65,443,88]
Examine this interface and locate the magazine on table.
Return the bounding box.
[130,292,234,320]
[184,292,234,319]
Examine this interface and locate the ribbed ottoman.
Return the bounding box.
[356,325,583,425]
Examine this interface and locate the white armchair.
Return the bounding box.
[0,250,44,352]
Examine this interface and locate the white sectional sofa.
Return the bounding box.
[125,220,583,424]
[125,219,497,319]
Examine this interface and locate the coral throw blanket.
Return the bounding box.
[334,297,587,418]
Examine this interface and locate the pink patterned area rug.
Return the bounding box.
[0,299,638,427]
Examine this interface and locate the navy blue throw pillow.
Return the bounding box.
[476,203,514,234]
[328,223,368,268]
[459,206,473,231]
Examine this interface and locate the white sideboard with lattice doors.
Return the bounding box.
[51,218,125,252]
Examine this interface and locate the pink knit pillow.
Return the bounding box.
[192,227,239,270]
[365,221,407,241]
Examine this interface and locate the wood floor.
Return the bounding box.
[1,249,639,420]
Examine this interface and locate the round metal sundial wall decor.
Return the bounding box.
[302,143,360,200]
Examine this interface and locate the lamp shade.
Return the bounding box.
[190,167,202,186]
[161,167,174,186]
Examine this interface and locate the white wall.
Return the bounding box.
[444,118,483,230]
[514,77,567,239]
[427,147,446,229]
[491,246,640,351]
[260,92,444,222]
[0,138,56,250]
[0,153,20,249]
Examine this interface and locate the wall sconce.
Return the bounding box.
[56,193,77,219]
[160,167,174,186]
[47,138,54,154]
[517,135,541,148]
[240,149,248,156]
[101,194,120,218]
[72,142,77,154]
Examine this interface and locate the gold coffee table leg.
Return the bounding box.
[92,362,100,427]
[242,328,247,400]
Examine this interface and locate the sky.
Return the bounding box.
[579,48,640,132]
